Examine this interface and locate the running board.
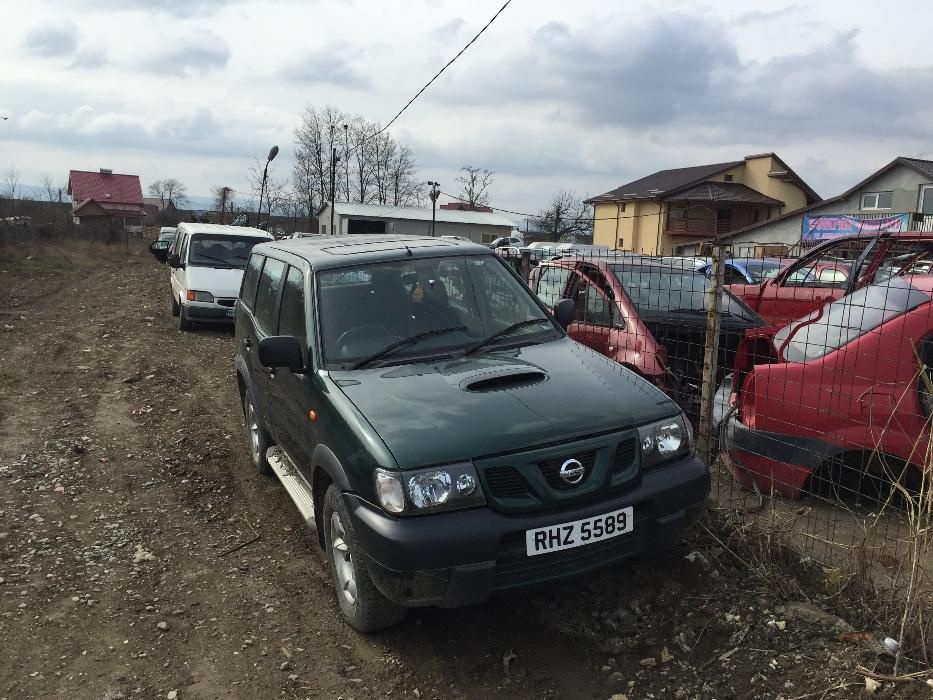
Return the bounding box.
[267,447,316,529]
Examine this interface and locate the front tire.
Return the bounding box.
[323,485,406,632]
[243,393,273,475]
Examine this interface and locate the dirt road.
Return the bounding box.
[0,249,910,699]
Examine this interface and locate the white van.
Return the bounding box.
[167,223,273,331]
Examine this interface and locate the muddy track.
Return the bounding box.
[0,253,914,700]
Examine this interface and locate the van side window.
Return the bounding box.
[536,266,571,307]
[178,234,190,263]
[254,258,286,334]
[278,266,307,344]
[240,254,264,312]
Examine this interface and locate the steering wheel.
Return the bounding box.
[336,325,394,348]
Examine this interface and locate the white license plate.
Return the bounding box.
[525,506,634,557]
[225,308,235,318]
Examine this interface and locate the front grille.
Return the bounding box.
[216,298,236,308]
[484,466,530,498]
[614,439,637,473]
[536,450,597,490]
[492,530,641,589]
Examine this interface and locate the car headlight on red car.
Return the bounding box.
[638,413,692,468]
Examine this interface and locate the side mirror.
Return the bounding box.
[553,298,575,330]
[149,241,169,262]
[168,253,182,269]
[258,336,305,373]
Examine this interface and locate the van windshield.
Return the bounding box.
[188,235,264,269]
[317,255,559,369]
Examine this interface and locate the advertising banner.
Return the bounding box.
[801,213,909,240]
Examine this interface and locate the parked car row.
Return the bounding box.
[148,233,710,632]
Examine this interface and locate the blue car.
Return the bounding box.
[697,258,789,285]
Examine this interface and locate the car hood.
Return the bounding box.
[332,337,678,468]
[185,265,246,300]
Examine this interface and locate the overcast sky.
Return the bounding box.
[3,0,933,215]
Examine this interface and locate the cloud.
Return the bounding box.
[281,44,369,87]
[138,31,230,76]
[68,48,108,70]
[76,0,242,17]
[732,6,804,26]
[22,19,80,57]
[431,18,465,40]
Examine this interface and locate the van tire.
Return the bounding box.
[323,485,406,633]
[170,294,180,317]
[178,302,193,331]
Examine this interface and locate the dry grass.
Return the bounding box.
[0,236,152,269]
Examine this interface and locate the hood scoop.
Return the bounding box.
[461,369,547,392]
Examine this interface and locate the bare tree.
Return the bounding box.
[292,105,349,218]
[3,163,21,200]
[149,178,189,208]
[456,165,494,208]
[531,189,593,241]
[350,117,377,203]
[212,186,235,224]
[388,146,422,206]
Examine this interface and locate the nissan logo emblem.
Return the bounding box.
[559,458,585,485]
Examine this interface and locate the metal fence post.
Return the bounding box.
[696,244,723,465]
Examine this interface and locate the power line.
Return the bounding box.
[348,0,514,156]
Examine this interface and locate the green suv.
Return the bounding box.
[234,236,709,631]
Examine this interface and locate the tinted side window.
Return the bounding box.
[278,266,306,342]
[254,258,286,333]
[240,254,264,311]
[179,234,190,263]
[536,266,571,306]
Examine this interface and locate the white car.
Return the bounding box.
[157,226,177,242]
[167,223,273,331]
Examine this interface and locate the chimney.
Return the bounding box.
[100,168,112,175]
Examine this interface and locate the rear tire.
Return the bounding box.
[178,302,193,331]
[323,485,406,632]
[243,393,273,475]
[170,294,179,317]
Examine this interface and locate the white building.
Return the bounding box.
[315,202,516,244]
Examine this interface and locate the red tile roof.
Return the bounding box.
[67,170,143,206]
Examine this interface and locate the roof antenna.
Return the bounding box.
[390,222,413,256]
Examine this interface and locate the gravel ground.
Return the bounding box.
[0,247,925,699]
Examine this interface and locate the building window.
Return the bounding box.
[481,233,496,244]
[321,224,327,235]
[724,174,734,182]
[752,209,761,223]
[619,202,626,212]
[861,191,893,210]
[919,185,933,215]
[618,238,624,248]
[669,206,687,220]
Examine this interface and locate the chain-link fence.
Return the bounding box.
[506,237,933,666]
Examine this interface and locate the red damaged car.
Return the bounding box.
[730,232,933,327]
[722,274,933,499]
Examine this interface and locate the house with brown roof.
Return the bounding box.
[586,153,821,255]
[722,156,933,256]
[67,169,146,232]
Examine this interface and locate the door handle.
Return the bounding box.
[242,338,252,351]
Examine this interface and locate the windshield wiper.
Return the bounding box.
[464,318,551,357]
[352,326,467,369]
[669,307,733,317]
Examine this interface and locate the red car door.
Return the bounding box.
[755,239,871,326]
[566,270,614,356]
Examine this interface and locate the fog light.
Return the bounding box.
[408,471,451,509]
[456,473,476,495]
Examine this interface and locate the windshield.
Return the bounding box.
[610,265,762,322]
[775,276,931,362]
[318,255,558,369]
[744,260,783,282]
[188,235,264,269]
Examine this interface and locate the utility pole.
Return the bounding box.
[343,123,350,203]
[329,146,338,236]
[427,181,440,237]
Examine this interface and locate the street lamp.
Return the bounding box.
[256,145,279,228]
[427,181,441,237]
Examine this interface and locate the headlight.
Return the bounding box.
[638,414,692,468]
[187,290,214,303]
[373,463,485,515]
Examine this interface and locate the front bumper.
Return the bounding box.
[722,415,841,498]
[346,453,709,607]
[182,303,236,323]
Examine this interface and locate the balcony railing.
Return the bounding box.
[664,217,733,236]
